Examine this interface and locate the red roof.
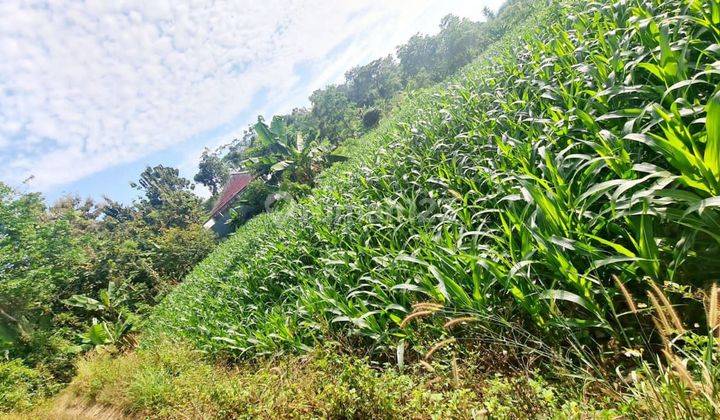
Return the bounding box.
[210,173,254,217]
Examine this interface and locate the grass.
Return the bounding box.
[0,360,54,412]
[9,341,620,419]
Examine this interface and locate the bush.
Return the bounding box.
[0,360,53,412]
[362,107,382,130]
[152,224,216,287]
[239,179,273,214]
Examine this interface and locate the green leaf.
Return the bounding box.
[64,295,104,311]
[683,196,720,216]
[270,160,293,173]
[537,289,604,321]
[253,120,275,146]
[326,154,349,163]
[705,90,720,176]
[84,322,109,346]
[295,133,305,152]
[270,117,287,140]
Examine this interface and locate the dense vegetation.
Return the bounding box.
[1,3,536,413]
[41,342,598,418]
[0,166,215,408]
[5,0,720,416]
[143,0,719,415]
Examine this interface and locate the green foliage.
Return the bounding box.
[152,225,216,284]
[0,185,88,360]
[132,165,193,208]
[309,85,361,145]
[242,116,347,188]
[133,165,205,229]
[345,55,402,108]
[9,0,720,415]
[398,15,487,84]
[62,341,578,419]
[238,179,273,212]
[228,179,275,229]
[191,3,540,238]
[65,282,138,350]
[0,360,54,412]
[147,0,720,387]
[194,149,230,196]
[196,2,540,228]
[362,107,382,130]
[0,164,215,391]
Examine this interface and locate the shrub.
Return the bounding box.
[65,341,585,418]
[240,179,273,212]
[362,107,382,130]
[0,360,53,412]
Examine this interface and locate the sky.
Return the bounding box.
[0,0,503,204]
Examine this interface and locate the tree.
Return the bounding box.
[397,14,487,85]
[132,165,204,229]
[397,32,436,84]
[0,166,216,387]
[282,107,319,141]
[0,184,88,359]
[194,149,229,196]
[132,165,193,207]
[221,130,255,169]
[309,85,360,144]
[152,225,216,286]
[244,116,347,188]
[344,55,402,108]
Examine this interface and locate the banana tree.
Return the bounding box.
[243,116,347,187]
[64,281,137,349]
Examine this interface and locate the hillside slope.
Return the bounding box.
[21,0,720,416]
[145,0,565,358]
[149,0,719,359]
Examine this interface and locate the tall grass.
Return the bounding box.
[29,341,572,419]
[146,0,720,383]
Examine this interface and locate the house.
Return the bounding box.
[203,172,254,237]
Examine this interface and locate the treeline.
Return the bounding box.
[0,166,214,395]
[194,10,517,204]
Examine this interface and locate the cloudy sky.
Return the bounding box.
[1,0,502,203]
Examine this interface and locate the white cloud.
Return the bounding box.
[0,0,502,193]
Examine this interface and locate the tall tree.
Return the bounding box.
[397,14,486,85]
[344,55,402,108]
[132,165,204,229]
[309,85,359,144]
[194,149,229,196]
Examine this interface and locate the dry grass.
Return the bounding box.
[613,275,637,314]
[400,310,435,329]
[1,393,128,420]
[424,338,456,361]
[443,317,479,330]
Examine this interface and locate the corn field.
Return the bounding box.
[148,0,720,372]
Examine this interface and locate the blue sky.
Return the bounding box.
[0,0,502,204]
